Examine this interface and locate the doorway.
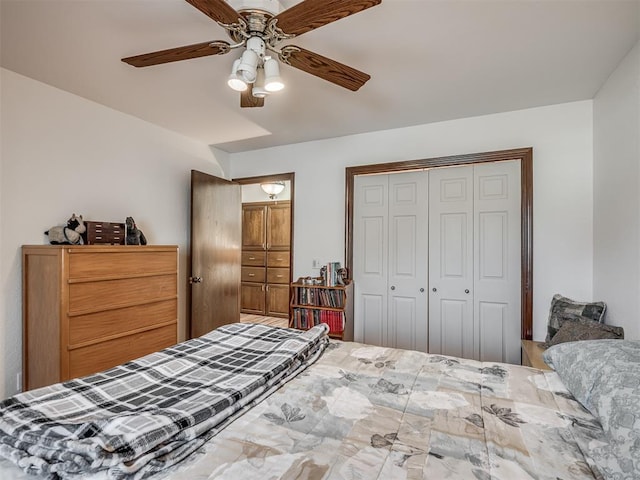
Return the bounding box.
[233,173,295,322]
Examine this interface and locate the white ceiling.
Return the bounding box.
[1,0,638,153]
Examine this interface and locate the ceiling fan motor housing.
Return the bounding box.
[232,0,284,16]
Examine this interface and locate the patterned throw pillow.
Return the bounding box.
[546,294,606,343]
[546,317,623,347]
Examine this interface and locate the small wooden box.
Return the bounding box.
[84,221,125,245]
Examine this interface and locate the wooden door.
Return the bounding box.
[266,284,290,317]
[190,171,241,338]
[267,203,291,250]
[387,172,428,352]
[428,166,475,359]
[242,205,266,250]
[241,283,266,314]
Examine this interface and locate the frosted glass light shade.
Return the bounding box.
[261,182,285,198]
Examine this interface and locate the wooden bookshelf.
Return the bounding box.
[290,280,353,341]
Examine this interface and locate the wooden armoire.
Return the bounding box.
[241,201,291,318]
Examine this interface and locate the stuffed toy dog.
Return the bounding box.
[45,214,86,245]
[125,216,147,245]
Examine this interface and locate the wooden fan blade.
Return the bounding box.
[122,41,230,67]
[241,89,265,108]
[280,46,370,91]
[185,0,240,26]
[272,0,381,36]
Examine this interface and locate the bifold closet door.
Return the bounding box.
[387,173,428,351]
[474,160,521,364]
[353,174,389,346]
[428,166,475,359]
[428,161,521,362]
[353,172,428,350]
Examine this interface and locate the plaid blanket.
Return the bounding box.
[0,323,329,479]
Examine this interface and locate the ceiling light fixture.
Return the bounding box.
[263,57,284,92]
[227,59,248,91]
[261,182,285,199]
[227,35,285,99]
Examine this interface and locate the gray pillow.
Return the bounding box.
[546,294,606,343]
[544,340,640,476]
[545,317,623,347]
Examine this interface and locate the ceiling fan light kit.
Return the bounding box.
[122,0,382,108]
[227,59,249,91]
[263,57,284,92]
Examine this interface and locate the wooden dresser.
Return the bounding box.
[22,245,178,390]
[240,201,291,318]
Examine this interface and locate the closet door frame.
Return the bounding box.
[345,148,534,340]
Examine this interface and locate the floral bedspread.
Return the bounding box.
[156,340,604,480]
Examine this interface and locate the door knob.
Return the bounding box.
[465,289,470,294]
[420,288,425,293]
[190,276,202,284]
[390,286,396,290]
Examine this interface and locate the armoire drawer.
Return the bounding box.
[242,267,266,282]
[267,251,290,267]
[242,251,266,266]
[267,267,289,284]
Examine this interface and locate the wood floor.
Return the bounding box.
[240,314,288,328]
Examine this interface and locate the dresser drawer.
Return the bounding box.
[68,249,177,279]
[68,324,177,379]
[267,251,290,267]
[242,251,266,266]
[69,299,177,346]
[242,266,266,282]
[267,267,289,284]
[68,274,177,315]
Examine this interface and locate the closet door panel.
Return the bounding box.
[354,175,388,344]
[441,299,467,358]
[389,296,417,351]
[428,167,474,357]
[362,294,384,346]
[474,160,521,363]
[478,301,508,363]
[388,172,428,352]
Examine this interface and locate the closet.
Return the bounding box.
[353,160,521,364]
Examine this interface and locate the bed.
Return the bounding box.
[0,322,637,479]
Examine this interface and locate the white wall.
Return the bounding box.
[230,101,595,342]
[0,68,226,398]
[593,41,640,340]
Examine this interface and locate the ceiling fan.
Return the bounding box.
[122,0,381,108]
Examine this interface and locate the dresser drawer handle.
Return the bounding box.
[248,273,255,277]
[249,256,256,260]
[276,275,283,278]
